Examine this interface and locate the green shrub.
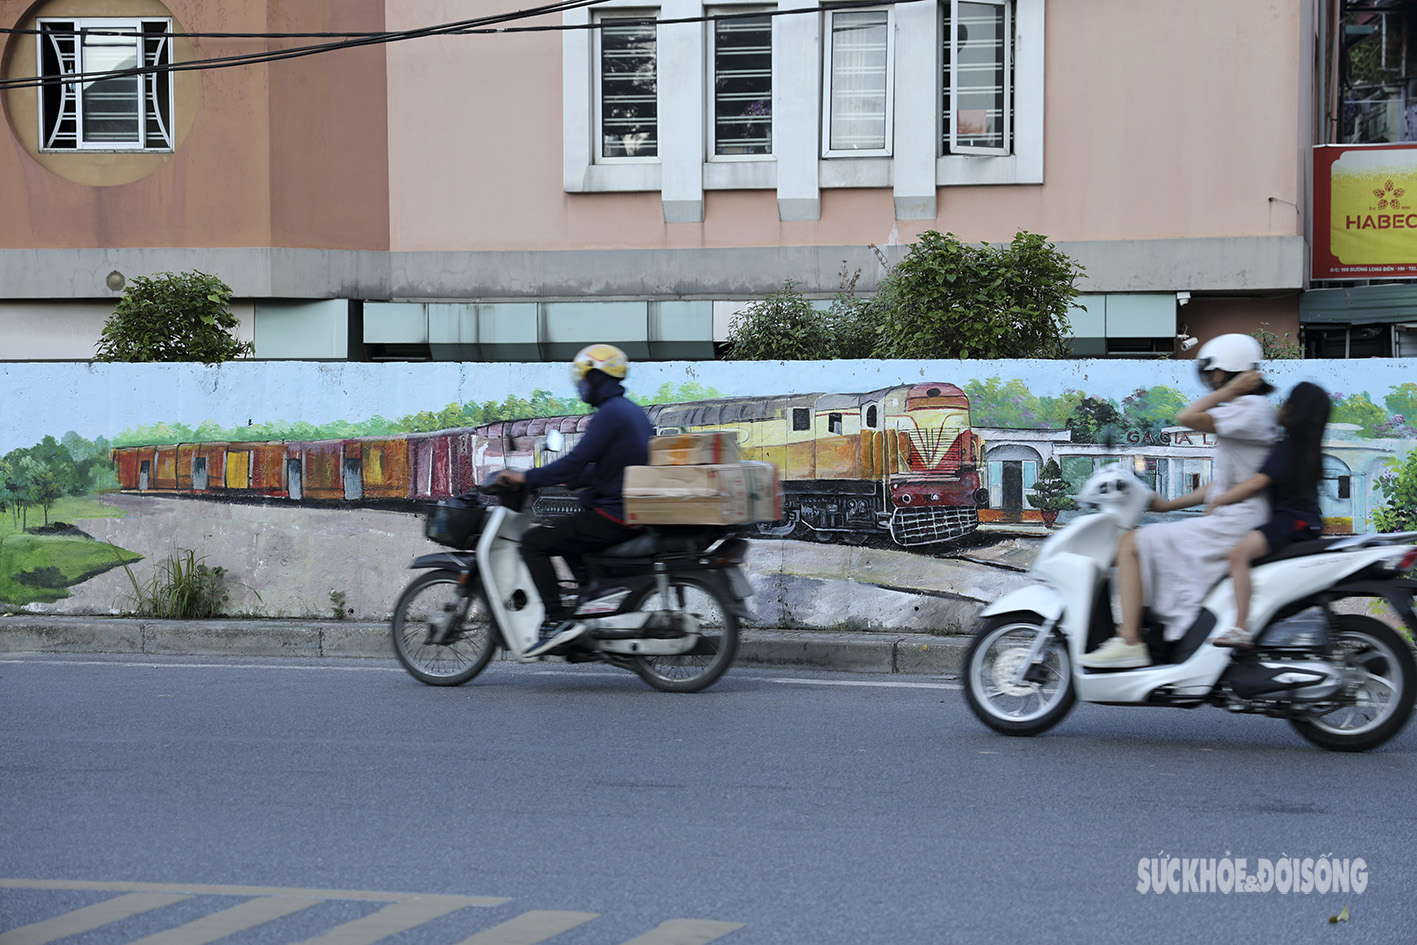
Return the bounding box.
[724,280,835,360]
[95,271,254,363]
[873,230,1082,360]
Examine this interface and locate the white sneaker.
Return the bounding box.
[1080,635,1150,669]
[524,622,586,658]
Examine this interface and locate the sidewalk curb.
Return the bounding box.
[0,616,968,676]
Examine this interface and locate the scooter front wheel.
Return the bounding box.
[963,615,1076,736]
[391,570,498,686]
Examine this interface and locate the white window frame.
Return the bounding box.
[594,11,661,165]
[821,6,895,159]
[944,0,1012,157]
[707,5,774,162]
[36,16,174,153]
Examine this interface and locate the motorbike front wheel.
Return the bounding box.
[390,570,498,686]
[625,574,739,693]
[1289,614,1416,752]
[963,615,1076,736]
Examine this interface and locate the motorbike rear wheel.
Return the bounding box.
[625,574,739,693]
[391,570,498,686]
[1289,614,1416,752]
[964,614,1076,736]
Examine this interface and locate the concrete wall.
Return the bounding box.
[1,357,1412,625]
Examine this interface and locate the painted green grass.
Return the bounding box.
[0,495,141,607]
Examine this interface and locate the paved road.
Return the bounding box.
[2,655,1414,944]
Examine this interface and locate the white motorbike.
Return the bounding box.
[963,462,1417,751]
[390,477,752,694]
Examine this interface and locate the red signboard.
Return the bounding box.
[1313,143,1417,280]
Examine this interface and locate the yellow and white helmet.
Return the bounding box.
[571,343,629,383]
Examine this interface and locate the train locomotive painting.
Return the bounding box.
[111,383,987,549]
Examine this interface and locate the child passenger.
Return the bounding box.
[1209,381,1333,648]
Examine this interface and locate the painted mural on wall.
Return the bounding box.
[2,360,1416,627]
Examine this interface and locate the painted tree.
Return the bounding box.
[1373,449,1417,533]
[1026,458,1078,524]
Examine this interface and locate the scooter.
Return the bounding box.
[390,475,753,693]
[963,461,1417,751]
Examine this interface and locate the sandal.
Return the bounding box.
[1213,627,1254,648]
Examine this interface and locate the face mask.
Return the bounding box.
[577,378,594,403]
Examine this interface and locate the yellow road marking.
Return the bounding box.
[0,892,190,945]
[453,910,599,945]
[621,919,746,945]
[124,897,323,945]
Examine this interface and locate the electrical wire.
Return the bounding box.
[0,0,920,92]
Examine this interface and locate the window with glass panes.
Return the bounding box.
[823,8,892,155]
[942,0,1012,155]
[37,18,174,151]
[598,15,658,159]
[712,11,772,156]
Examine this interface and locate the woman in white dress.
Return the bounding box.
[1081,334,1279,669]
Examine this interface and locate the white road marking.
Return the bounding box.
[0,892,190,945]
[1,658,959,689]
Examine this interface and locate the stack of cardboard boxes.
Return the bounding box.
[623,432,782,526]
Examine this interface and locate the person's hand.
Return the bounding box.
[1225,369,1264,395]
[496,469,526,487]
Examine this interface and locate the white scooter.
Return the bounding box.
[963,461,1417,751]
[390,471,752,693]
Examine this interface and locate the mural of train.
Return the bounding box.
[111,383,987,547]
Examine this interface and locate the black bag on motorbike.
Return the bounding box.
[424,496,488,548]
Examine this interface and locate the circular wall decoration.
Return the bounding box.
[2,0,198,186]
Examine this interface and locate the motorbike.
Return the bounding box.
[963,460,1417,751]
[389,470,753,693]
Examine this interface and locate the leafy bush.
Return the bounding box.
[95,271,254,363]
[873,230,1083,360]
[724,280,835,360]
[1373,449,1417,533]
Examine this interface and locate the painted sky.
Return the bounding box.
[4,359,1417,454]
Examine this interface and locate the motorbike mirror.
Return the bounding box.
[545,429,565,452]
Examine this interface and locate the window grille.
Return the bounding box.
[943,0,1011,155]
[598,16,658,159]
[823,9,892,155]
[38,18,173,152]
[713,12,772,156]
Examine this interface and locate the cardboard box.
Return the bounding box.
[741,460,783,522]
[623,464,750,525]
[648,431,740,466]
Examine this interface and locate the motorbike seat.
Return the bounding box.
[1254,536,1346,567]
[599,533,658,558]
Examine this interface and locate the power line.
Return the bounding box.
[0,0,918,92]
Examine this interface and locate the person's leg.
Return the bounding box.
[521,510,641,619]
[1081,529,1151,668]
[1115,531,1144,646]
[520,521,574,619]
[1228,530,1270,633]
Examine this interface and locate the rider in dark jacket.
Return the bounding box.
[497,344,652,656]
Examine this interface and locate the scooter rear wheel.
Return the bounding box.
[391,570,498,686]
[964,615,1076,735]
[1289,614,1416,752]
[625,575,739,693]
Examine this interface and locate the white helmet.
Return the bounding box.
[1195,333,1262,377]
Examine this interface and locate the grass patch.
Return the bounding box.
[0,533,142,605]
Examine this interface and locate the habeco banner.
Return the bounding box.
[1314,143,1417,279]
